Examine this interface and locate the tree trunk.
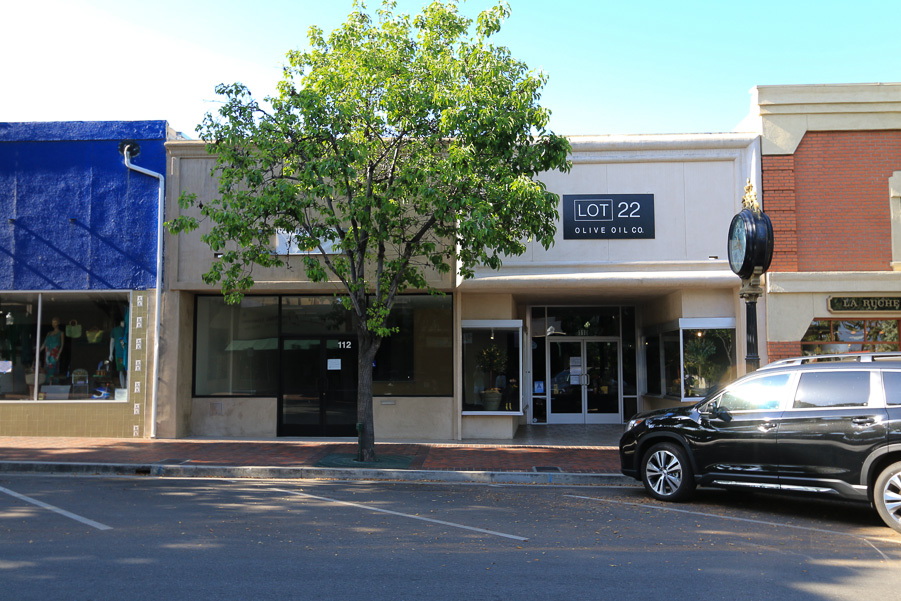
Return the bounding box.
[356,329,382,462]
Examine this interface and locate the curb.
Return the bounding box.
[0,461,636,487]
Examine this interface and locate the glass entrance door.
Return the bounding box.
[548,339,620,424]
[279,337,357,436]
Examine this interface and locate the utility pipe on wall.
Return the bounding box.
[123,144,163,439]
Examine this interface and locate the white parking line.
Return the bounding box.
[273,488,528,542]
[0,485,112,531]
[567,494,896,560]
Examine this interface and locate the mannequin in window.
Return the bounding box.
[40,317,64,381]
[110,319,127,388]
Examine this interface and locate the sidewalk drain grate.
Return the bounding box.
[533,466,562,473]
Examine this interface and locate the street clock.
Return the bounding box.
[728,182,774,280]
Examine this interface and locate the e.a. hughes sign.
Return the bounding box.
[562,194,655,240]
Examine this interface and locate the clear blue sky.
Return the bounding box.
[3,0,898,137]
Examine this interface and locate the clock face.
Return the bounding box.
[728,216,747,273]
[728,209,774,279]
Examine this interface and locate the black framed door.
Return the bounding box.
[278,336,357,436]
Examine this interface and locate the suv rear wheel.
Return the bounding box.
[874,461,901,534]
[642,442,696,502]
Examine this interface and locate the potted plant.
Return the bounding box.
[476,344,507,410]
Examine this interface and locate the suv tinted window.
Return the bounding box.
[718,373,792,411]
[884,371,901,405]
[793,371,870,408]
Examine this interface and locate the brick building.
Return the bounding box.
[750,84,901,361]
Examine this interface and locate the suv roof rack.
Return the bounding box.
[760,352,901,370]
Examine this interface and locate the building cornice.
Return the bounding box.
[750,83,901,155]
[767,271,901,294]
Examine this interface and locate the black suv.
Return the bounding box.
[619,356,901,533]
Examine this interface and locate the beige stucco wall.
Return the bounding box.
[460,294,516,320]
[186,396,456,440]
[190,397,277,438]
[747,83,901,155]
[156,290,194,438]
[518,135,755,262]
[165,141,454,294]
[638,289,738,330]
[374,396,454,440]
[766,272,901,342]
[459,133,757,305]
[461,414,519,439]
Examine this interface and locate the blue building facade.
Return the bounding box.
[0,121,172,436]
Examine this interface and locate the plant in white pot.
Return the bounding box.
[476,344,507,411]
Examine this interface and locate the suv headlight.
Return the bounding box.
[626,417,645,431]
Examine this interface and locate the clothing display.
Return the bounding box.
[43,329,62,377]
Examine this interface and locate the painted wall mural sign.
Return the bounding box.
[829,296,901,312]
[562,194,655,239]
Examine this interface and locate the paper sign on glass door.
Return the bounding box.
[570,357,582,385]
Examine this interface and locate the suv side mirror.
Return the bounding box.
[702,399,733,422]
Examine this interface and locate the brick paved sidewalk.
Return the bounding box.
[0,437,621,474]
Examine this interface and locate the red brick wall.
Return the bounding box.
[761,155,798,272]
[766,341,803,363]
[762,130,901,272]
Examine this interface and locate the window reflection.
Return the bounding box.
[682,329,735,398]
[195,296,280,397]
[0,294,130,401]
[644,327,736,401]
[801,318,900,355]
[194,295,453,398]
[463,326,521,412]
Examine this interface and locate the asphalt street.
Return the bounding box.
[2,474,900,601]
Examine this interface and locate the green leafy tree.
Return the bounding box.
[166,0,571,461]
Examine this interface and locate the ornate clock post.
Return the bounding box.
[728,180,774,371]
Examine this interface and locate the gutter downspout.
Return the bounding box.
[123,145,163,439]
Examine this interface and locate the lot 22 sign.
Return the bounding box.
[562,194,655,240]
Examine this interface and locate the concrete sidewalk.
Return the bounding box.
[0,431,633,486]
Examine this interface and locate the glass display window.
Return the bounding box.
[643,319,737,402]
[462,321,522,413]
[0,292,130,401]
[193,294,453,398]
[801,318,900,354]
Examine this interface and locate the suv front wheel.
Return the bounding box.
[642,442,696,502]
[874,461,901,534]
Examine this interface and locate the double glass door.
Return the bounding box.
[548,339,620,424]
[278,337,357,436]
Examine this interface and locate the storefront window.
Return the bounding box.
[544,307,620,337]
[372,295,453,396]
[281,296,354,335]
[0,293,130,401]
[645,336,661,395]
[194,294,453,397]
[462,321,522,412]
[801,318,900,354]
[195,296,280,396]
[644,320,736,401]
[663,331,681,397]
[682,329,734,398]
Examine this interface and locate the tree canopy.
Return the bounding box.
[167,0,571,459]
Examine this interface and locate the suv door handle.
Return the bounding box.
[758,422,778,432]
[852,417,877,426]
